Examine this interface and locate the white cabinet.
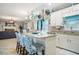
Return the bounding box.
[56,34,68,48]
[57,34,79,53]
[56,35,59,46]
[45,36,56,55]
[68,35,79,53]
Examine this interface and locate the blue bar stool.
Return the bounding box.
[23,35,38,55]
[32,38,45,55]
[17,33,26,55]
[15,32,25,55]
[15,32,20,54]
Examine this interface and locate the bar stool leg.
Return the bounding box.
[42,49,45,55]
[20,47,24,55]
[16,42,19,54]
[18,45,21,55]
[22,47,27,55]
[25,49,29,55]
[19,45,22,55]
[18,43,20,53]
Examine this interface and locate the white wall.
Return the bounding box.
[50,4,79,26]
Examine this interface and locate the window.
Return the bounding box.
[63,14,79,31]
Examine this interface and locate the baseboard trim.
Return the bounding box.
[56,46,79,55]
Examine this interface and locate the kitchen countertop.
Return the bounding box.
[50,30,79,36]
[22,32,56,39]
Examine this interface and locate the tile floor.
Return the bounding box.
[0,38,77,55]
[56,48,77,55]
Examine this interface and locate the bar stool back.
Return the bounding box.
[23,35,37,55]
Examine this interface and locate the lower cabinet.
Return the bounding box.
[68,35,79,53]
[56,34,79,54]
[56,34,68,49]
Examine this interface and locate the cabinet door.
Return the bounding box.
[69,36,79,53]
[45,37,56,55]
[56,34,64,47]
[64,35,79,53]
[61,35,69,49]
[56,34,63,47]
[69,42,79,53]
[59,35,64,48]
[70,35,79,45]
[57,34,70,49]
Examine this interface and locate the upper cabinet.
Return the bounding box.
[50,4,79,27]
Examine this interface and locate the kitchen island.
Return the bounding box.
[22,32,56,55]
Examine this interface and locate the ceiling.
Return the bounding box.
[0,3,78,21]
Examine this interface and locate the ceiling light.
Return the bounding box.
[0,16,18,20]
[47,3,52,6]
